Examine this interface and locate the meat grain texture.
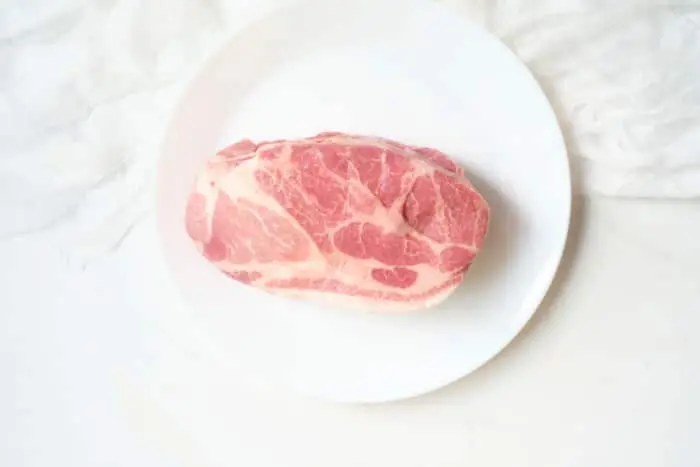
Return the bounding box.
[185,132,489,312]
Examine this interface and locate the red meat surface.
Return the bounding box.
[185,132,489,311]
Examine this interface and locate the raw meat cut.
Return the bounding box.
[185,132,490,312]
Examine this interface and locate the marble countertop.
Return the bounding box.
[2,195,699,467]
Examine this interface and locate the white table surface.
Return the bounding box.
[2,195,700,467]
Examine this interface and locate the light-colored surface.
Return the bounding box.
[157,0,570,402]
[2,196,700,466]
[1,0,698,263]
[2,0,700,464]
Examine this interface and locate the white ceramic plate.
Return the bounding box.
[157,0,570,403]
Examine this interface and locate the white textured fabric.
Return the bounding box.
[1,0,699,258]
[443,0,700,198]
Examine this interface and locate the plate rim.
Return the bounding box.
[155,0,572,403]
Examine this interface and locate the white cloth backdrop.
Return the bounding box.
[1,0,699,260]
